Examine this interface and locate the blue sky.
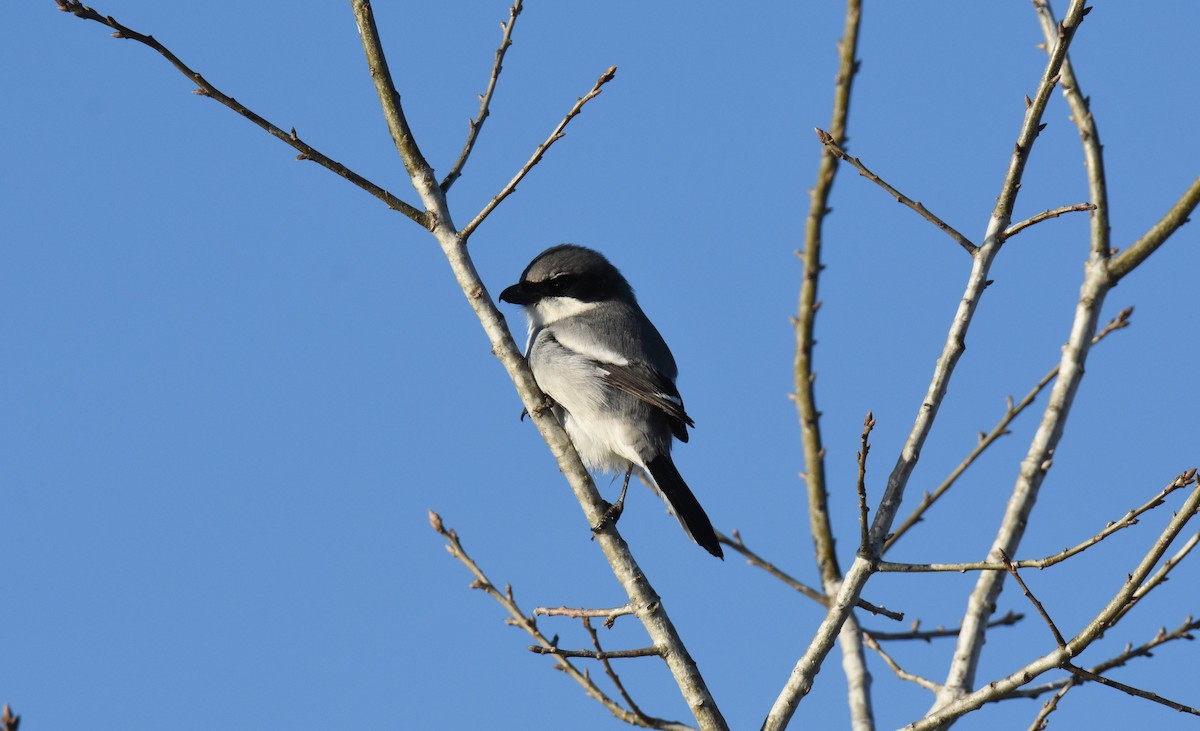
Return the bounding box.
[5,2,1198,729]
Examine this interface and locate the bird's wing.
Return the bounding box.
[547,316,693,440]
[600,362,694,440]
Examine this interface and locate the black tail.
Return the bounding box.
[646,455,723,559]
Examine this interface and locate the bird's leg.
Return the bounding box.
[593,464,633,532]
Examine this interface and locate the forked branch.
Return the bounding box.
[460,66,618,240]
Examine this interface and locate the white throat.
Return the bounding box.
[528,296,601,328]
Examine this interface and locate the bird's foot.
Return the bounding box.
[591,497,625,533]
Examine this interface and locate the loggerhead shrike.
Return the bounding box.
[499,245,722,558]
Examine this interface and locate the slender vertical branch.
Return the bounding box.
[1033,1,1109,259]
[349,0,434,189]
[936,2,1197,711]
[856,413,876,554]
[794,0,862,587]
[440,0,523,192]
[791,1,873,728]
[763,3,1090,728]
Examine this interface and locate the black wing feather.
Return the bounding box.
[601,362,693,442]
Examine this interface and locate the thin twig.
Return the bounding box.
[718,530,903,621]
[905,478,1200,730]
[999,549,1065,649]
[1107,174,1200,282]
[856,412,876,556]
[1064,663,1200,717]
[882,468,1198,573]
[530,645,663,660]
[884,307,1132,553]
[582,618,652,720]
[1024,679,1076,731]
[429,512,692,730]
[459,66,617,240]
[866,611,1023,642]
[440,0,523,192]
[861,633,941,692]
[814,128,977,256]
[1003,203,1096,240]
[54,0,429,227]
[535,605,633,618]
[1111,528,1200,626]
[1003,617,1200,700]
[1034,0,1110,260]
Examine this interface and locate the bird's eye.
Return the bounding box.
[547,274,573,294]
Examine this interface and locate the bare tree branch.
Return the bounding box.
[529,645,663,660]
[582,618,657,722]
[1002,617,1200,700]
[535,605,635,627]
[791,2,874,728]
[349,0,435,188]
[999,548,1066,649]
[1003,203,1096,241]
[937,0,1198,704]
[55,0,429,227]
[1033,0,1110,259]
[1110,528,1200,626]
[814,128,977,256]
[1024,680,1076,731]
[906,479,1200,730]
[459,66,618,240]
[1064,663,1200,717]
[794,0,863,594]
[440,0,523,192]
[881,468,1197,573]
[428,512,693,730]
[764,4,1092,728]
[862,633,941,692]
[718,530,903,621]
[884,307,1131,553]
[856,412,876,554]
[1108,174,1200,281]
[864,611,1023,642]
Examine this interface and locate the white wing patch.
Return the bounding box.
[547,317,630,366]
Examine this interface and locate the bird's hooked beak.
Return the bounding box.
[499,281,538,305]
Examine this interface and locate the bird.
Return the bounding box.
[498,244,722,558]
